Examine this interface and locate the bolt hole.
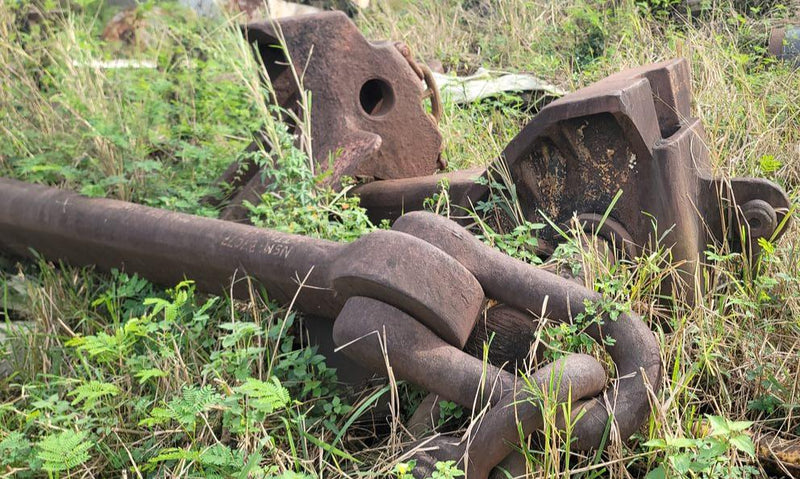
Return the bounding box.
[359,78,394,117]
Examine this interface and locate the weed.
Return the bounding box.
[1,0,800,477]
[644,415,759,479]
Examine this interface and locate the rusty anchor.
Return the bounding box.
[219,15,789,304]
[212,11,443,222]
[0,177,661,477]
[353,58,792,302]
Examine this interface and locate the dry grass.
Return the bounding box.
[364,0,800,476]
[0,0,799,478]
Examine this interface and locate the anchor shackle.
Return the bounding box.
[333,297,609,479]
[390,212,662,450]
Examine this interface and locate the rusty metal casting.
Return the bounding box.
[0,10,790,472]
[214,11,443,221]
[208,10,789,304]
[0,177,661,477]
[354,58,792,301]
[769,25,800,65]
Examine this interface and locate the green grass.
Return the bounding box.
[1,0,800,478]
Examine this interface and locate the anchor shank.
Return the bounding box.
[0,178,343,317]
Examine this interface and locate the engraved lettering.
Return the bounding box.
[220,234,293,259]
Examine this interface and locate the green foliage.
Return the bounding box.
[477,221,545,264]
[234,377,291,413]
[141,385,223,432]
[65,319,148,364]
[562,2,609,69]
[0,432,32,467]
[244,120,376,242]
[273,472,316,479]
[645,416,758,479]
[1,0,262,212]
[471,169,546,264]
[392,459,465,479]
[36,430,93,473]
[543,273,630,358]
[471,172,520,223]
[222,377,291,433]
[90,270,154,324]
[429,461,465,479]
[758,154,782,174]
[0,261,350,476]
[437,400,464,428]
[423,177,455,217]
[135,367,168,385]
[745,365,788,415]
[68,380,120,410]
[393,460,417,479]
[636,0,690,19]
[147,444,248,476]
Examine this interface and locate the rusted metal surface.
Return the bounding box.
[245,11,443,180]
[215,12,443,221]
[769,26,800,65]
[758,432,800,477]
[356,58,792,301]
[408,354,607,479]
[354,167,489,224]
[504,58,791,297]
[2,55,783,474]
[465,304,543,369]
[390,212,662,451]
[335,298,607,479]
[0,178,481,347]
[0,178,661,476]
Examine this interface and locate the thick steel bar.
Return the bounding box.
[0,178,338,315]
[333,297,515,408]
[0,178,659,473]
[352,167,488,223]
[0,178,483,347]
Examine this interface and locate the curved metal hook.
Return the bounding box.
[391,211,662,450]
[332,297,608,479]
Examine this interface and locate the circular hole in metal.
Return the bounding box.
[359,78,395,116]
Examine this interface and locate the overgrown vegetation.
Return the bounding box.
[1,0,799,477]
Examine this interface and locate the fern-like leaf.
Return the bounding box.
[140,385,222,432]
[148,447,202,464]
[135,368,167,385]
[199,444,245,468]
[146,444,244,473]
[0,432,32,466]
[235,377,290,414]
[35,430,92,473]
[68,380,120,410]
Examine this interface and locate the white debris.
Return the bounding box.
[71,59,157,69]
[628,153,637,170]
[432,68,566,105]
[178,0,323,20]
